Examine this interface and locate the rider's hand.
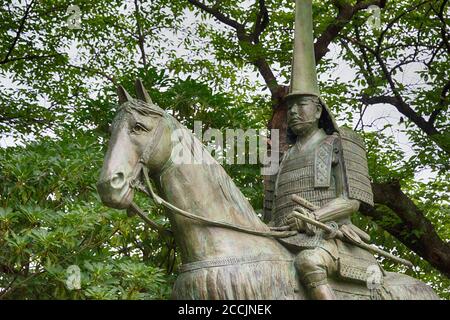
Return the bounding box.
[340,224,362,244]
[286,208,306,232]
[287,207,317,235]
[303,214,318,236]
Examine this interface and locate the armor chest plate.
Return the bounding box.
[272,145,337,227]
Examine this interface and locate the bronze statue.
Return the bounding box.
[263,0,380,300]
[96,0,439,300]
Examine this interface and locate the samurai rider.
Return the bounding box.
[263,0,382,300]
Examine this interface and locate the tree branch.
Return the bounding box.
[346,32,449,153]
[314,0,386,63]
[376,0,433,54]
[360,93,450,154]
[252,0,269,44]
[187,0,279,97]
[431,0,450,54]
[429,78,450,125]
[0,116,50,125]
[0,53,58,65]
[1,0,36,64]
[360,181,450,277]
[187,0,244,30]
[67,64,117,85]
[361,94,397,106]
[0,275,18,298]
[134,0,147,67]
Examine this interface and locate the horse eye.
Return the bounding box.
[132,122,148,133]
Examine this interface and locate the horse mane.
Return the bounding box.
[117,99,268,230]
[119,99,164,116]
[166,112,269,231]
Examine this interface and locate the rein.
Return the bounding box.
[136,166,296,238]
[127,115,296,239]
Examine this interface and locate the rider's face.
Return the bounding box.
[287,97,321,136]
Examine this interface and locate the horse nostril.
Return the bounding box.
[110,172,125,189]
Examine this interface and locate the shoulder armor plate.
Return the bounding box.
[338,127,374,206]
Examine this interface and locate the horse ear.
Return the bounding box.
[135,79,153,104]
[117,86,133,104]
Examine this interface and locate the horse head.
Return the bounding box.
[97,80,173,209]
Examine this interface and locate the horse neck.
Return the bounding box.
[158,158,267,230]
[154,128,276,262]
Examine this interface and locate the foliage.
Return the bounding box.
[0,133,175,299]
[0,0,448,299]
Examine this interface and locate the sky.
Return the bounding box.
[0,1,436,182]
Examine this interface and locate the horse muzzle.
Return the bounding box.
[96,171,135,209]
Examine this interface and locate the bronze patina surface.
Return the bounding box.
[96,80,438,300]
[96,0,439,300]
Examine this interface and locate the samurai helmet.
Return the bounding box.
[287,0,339,141]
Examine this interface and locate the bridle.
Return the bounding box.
[126,113,296,240]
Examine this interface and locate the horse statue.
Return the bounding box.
[96,80,439,300]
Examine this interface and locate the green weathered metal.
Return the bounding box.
[289,0,320,98]
[95,0,441,299]
[97,80,439,300]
